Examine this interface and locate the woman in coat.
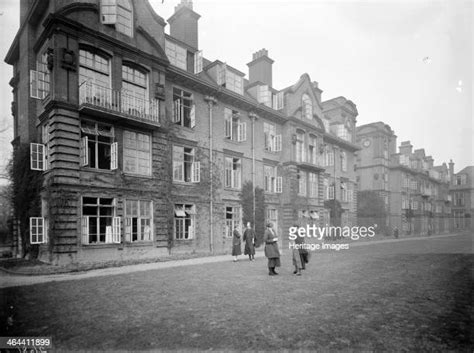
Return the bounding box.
[232,224,242,262]
[263,222,280,275]
[243,222,255,261]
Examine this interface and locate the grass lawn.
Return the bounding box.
[1,239,472,351]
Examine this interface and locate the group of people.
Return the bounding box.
[232,222,309,276]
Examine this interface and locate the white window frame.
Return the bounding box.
[30,217,47,244]
[302,94,313,119]
[266,208,278,228]
[341,151,347,172]
[173,146,200,183]
[80,122,117,170]
[272,91,284,110]
[30,143,46,171]
[124,200,153,242]
[309,172,318,198]
[298,170,307,196]
[123,130,151,176]
[263,123,281,152]
[224,157,241,189]
[257,85,271,107]
[225,108,246,142]
[296,131,305,163]
[165,40,187,70]
[225,206,241,238]
[81,197,117,245]
[173,88,195,128]
[264,165,281,193]
[329,183,335,200]
[194,50,203,74]
[174,204,195,240]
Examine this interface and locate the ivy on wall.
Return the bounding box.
[240,181,265,247]
[7,144,43,258]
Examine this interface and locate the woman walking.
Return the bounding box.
[243,222,256,261]
[232,224,242,262]
[263,223,280,275]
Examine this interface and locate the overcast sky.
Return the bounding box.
[0,0,472,183]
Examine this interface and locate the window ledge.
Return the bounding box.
[126,241,154,247]
[173,181,200,185]
[224,138,243,145]
[123,173,153,179]
[81,168,115,174]
[82,243,121,248]
[174,124,195,132]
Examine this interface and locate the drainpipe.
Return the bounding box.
[205,95,217,253]
[249,112,258,227]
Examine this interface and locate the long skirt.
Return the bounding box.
[244,241,255,256]
[232,244,241,256]
[267,257,281,268]
[292,248,303,270]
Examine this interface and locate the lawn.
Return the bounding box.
[1,238,472,351]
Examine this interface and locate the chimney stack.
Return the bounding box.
[449,159,455,184]
[425,156,434,169]
[399,141,413,155]
[247,49,274,87]
[168,0,201,49]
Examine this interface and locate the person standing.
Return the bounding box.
[263,222,280,275]
[243,222,256,261]
[232,224,242,262]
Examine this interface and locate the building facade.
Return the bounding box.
[450,166,474,231]
[357,122,453,236]
[6,0,359,264]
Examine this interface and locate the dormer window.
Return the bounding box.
[165,40,187,70]
[257,85,271,107]
[101,0,133,37]
[302,94,312,119]
[335,124,350,141]
[217,64,243,95]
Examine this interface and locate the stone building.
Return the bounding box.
[450,166,474,231]
[6,0,360,264]
[356,122,453,236]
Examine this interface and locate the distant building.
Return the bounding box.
[5,0,359,264]
[357,122,453,236]
[450,166,474,231]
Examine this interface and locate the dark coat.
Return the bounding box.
[243,228,255,255]
[232,229,242,256]
[263,228,280,259]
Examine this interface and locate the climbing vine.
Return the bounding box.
[7,143,43,258]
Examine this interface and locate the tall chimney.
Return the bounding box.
[449,159,455,184]
[399,141,413,155]
[425,156,434,169]
[247,49,274,86]
[167,0,201,49]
